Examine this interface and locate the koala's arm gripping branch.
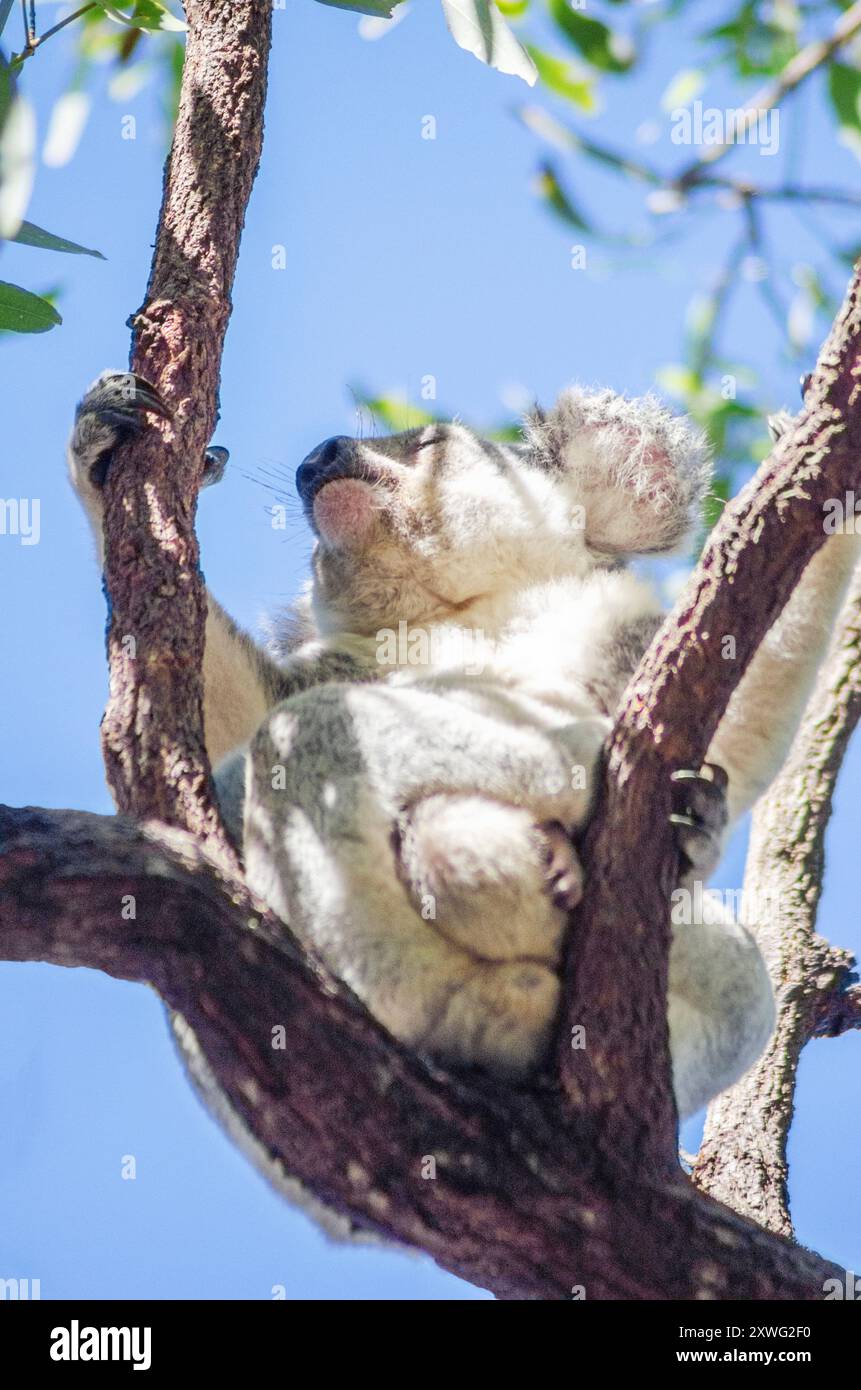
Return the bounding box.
[558,261,861,1171]
[705,530,861,825]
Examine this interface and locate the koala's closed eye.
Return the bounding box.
[415,433,446,452]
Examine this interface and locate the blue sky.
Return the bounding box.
[1,0,860,1299]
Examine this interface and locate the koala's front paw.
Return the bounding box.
[669,762,728,886]
[537,820,584,911]
[68,370,171,493]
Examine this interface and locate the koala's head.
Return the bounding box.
[296,386,711,636]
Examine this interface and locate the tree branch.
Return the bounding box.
[0,803,847,1300]
[556,260,861,1171]
[99,0,273,864]
[693,562,861,1236]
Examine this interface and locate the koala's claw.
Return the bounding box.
[203,445,229,489]
[87,370,171,423]
[71,372,227,492]
[538,820,584,912]
[767,409,795,443]
[670,763,728,882]
[71,370,172,488]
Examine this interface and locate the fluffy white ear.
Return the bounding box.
[525,386,712,554]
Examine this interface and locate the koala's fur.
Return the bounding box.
[68,374,859,1151]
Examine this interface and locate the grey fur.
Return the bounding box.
[68,373,859,1214]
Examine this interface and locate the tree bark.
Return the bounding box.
[0,803,847,1300]
[99,0,273,864]
[557,264,861,1173]
[693,564,861,1234]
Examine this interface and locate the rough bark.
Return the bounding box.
[557,264,861,1172]
[693,565,861,1235]
[0,803,847,1300]
[99,0,273,863]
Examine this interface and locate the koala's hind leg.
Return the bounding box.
[667,897,775,1120]
[242,695,562,1078]
[395,796,582,964]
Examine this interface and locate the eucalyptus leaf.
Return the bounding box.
[0,281,62,333]
[534,162,591,231]
[829,63,861,138]
[525,45,595,110]
[11,220,105,259]
[315,0,403,14]
[548,0,634,73]
[349,388,438,432]
[100,3,187,33]
[441,0,537,85]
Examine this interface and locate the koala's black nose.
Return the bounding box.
[296,436,353,504]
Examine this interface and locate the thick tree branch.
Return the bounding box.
[557,260,861,1170]
[99,0,273,863]
[0,803,847,1300]
[693,563,861,1236]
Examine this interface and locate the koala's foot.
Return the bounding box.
[395,794,574,964]
[669,762,728,886]
[538,820,584,911]
[68,370,227,502]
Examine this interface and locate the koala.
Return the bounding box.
[67,373,858,1135]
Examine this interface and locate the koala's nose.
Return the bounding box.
[296,436,353,504]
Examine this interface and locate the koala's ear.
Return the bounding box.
[524,386,711,554]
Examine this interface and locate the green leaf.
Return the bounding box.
[660,68,704,112]
[548,0,634,73]
[534,162,591,231]
[655,365,702,403]
[441,0,537,85]
[0,54,13,139]
[496,0,529,14]
[829,63,861,160]
[10,220,105,258]
[0,281,62,333]
[702,472,731,532]
[525,45,595,110]
[704,3,796,78]
[314,0,404,14]
[349,389,439,432]
[100,3,187,33]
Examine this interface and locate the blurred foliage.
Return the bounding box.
[349,384,524,442]
[346,1,861,536]
[0,2,186,332]
[488,0,861,514]
[0,0,860,534]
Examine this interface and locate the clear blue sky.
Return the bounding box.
[2,1,860,1299]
